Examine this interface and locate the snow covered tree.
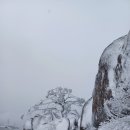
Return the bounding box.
[46,87,85,117]
[25,87,85,119]
[23,87,85,130]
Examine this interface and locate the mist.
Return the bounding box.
[0,0,130,126]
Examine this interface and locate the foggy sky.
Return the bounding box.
[0,0,130,125]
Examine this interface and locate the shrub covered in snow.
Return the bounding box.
[22,87,85,130]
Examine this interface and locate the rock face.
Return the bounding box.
[92,31,130,127]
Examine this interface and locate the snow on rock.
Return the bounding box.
[92,31,130,127]
[56,118,70,130]
[98,116,130,130]
[36,122,56,130]
[34,118,70,130]
[80,97,93,130]
[23,119,32,130]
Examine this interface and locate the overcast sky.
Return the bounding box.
[0,0,130,125]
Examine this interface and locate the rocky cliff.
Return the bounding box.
[92,31,130,128]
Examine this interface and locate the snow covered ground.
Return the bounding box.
[0,126,19,130]
[35,118,70,130]
[99,116,130,130]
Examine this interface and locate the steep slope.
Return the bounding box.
[92,31,130,127]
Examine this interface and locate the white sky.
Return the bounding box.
[0,0,130,124]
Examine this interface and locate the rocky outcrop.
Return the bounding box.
[92,31,130,128]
